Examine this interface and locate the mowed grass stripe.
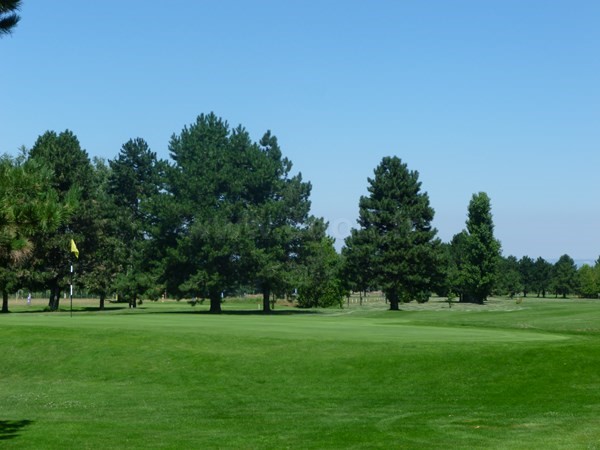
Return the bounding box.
[1,300,599,449]
[2,307,569,344]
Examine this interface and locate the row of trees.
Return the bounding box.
[341,156,598,306]
[1,114,344,313]
[495,254,600,299]
[342,157,502,307]
[2,113,597,314]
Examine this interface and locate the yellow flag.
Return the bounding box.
[70,239,79,259]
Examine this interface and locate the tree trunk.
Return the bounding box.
[388,292,399,311]
[99,294,105,311]
[48,286,56,311]
[48,284,61,311]
[1,290,9,313]
[209,295,222,314]
[262,288,271,314]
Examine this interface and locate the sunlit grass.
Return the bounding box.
[2,296,600,448]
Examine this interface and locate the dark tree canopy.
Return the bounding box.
[0,0,21,36]
[456,192,501,304]
[106,139,166,307]
[348,156,442,310]
[0,156,71,313]
[164,113,327,313]
[28,130,92,311]
[552,254,578,298]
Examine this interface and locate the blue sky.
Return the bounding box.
[2,1,599,261]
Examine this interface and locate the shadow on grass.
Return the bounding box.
[0,420,33,441]
[80,306,129,312]
[143,308,320,316]
[3,305,320,316]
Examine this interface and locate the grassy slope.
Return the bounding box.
[2,298,600,449]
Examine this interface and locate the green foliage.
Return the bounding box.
[0,156,71,312]
[518,255,536,296]
[249,131,313,312]
[455,192,501,304]
[296,220,346,308]
[495,255,522,297]
[106,138,166,306]
[27,130,93,310]
[166,115,258,312]
[551,254,578,298]
[348,156,442,310]
[577,264,599,298]
[165,113,324,313]
[0,0,21,36]
[532,256,553,297]
[341,228,376,295]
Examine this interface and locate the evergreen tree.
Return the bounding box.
[296,218,346,308]
[80,158,124,310]
[28,130,92,311]
[351,156,442,310]
[248,131,313,313]
[577,264,599,299]
[341,227,376,303]
[0,156,72,312]
[518,256,536,297]
[551,254,578,298]
[166,113,325,313]
[166,114,256,313]
[446,231,469,300]
[495,255,522,298]
[457,192,501,304]
[532,257,552,298]
[0,0,21,36]
[107,138,166,307]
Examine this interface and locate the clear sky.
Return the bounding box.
[2,1,599,261]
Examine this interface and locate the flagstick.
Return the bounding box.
[70,260,73,318]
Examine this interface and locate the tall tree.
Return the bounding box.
[457,192,501,304]
[80,158,124,310]
[518,256,535,297]
[0,156,73,312]
[351,156,442,310]
[107,138,166,307]
[296,217,346,308]
[495,255,522,298]
[532,257,552,298]
[341,227,376,303]
[551,254,578,298]
[247,131,313,313]
[445,231,470,300]
[0,0,21,36]
[28,130,92,311]
[166,114,253,313]
[577,264,599,299]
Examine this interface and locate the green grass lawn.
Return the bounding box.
[2,297,600,449]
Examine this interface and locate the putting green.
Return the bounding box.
[4,310,568,344]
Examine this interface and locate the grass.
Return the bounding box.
[2,296,600,448]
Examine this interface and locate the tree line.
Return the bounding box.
[2,113,598,314]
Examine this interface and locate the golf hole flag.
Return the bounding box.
[70,239,79,259]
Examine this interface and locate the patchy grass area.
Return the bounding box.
[2,297,600,448]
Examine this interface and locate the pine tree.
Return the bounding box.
[0,0,21,36]
[351,156,442,310]
[458,192,501,304]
